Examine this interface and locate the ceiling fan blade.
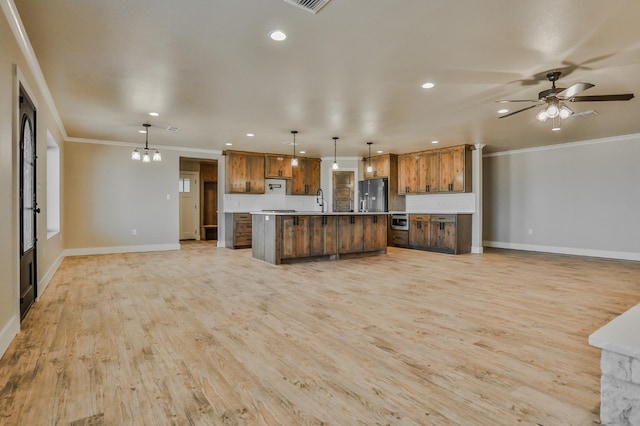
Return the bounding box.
[557,82,594,99]
[498,104,537,118]
[570,93,634,102]
[495,99,538,103]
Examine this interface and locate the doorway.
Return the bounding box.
[179,171,199,240]
[19,85,37,320]
[179,158,218,242]
[333,171,355,212]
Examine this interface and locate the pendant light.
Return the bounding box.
[332,136,339,170]
[132,123,161,163]
[291,130,298,166]
[366,142,373,173]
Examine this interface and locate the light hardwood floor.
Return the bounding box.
[1,243,639,425]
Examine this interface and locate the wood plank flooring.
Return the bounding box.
[1,243,639,425]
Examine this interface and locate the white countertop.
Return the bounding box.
[251,211,388,216]
[589,304,640,359]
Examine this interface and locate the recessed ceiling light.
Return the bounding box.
[225,142,233,146]
[422,82,435,89]
[269,30,287,41]
[377,150,383,154]
[299,150,306,154]
[431,140,439,144]
[138,130,147,134]
[246,133,254,137]
[498,109,509,114]
[149,112,159,117]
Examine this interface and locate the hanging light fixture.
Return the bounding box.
[537,100,574,129]
[291,130,298,166]
[366,142,373,173]
[132,123,161,162]
[332,137,339,170]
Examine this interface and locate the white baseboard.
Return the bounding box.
[0,314,19,360]
[483,241,640,261]
[63,243,181,257]
[471,246,484,254]
[37,252,64,299]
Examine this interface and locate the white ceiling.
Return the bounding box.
[13,0,640,156]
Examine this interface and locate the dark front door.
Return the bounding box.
[19,86,37,320]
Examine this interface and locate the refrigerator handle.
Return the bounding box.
[360,199,366,212]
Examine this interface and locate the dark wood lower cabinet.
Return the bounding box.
[408,213,471,254]
[252,213,386,264]
[339,216,364,254]
[225,213,252,248]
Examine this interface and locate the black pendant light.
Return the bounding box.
[366,142,373,173]
[132,123,161,163]
[332,137,339,170]
[291,130,298,166]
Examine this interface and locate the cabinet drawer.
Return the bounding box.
[431,215,455,223]
[410,214,430,222]
[234,213,251,222]
[390,230,408,246]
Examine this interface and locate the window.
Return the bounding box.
[179,178,191,193]
[46,131,60,238]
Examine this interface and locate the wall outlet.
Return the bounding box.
[528,228,534,235]
[132,229,137,236]
[166,194,171,200]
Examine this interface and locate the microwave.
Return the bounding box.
[390,214,409,231]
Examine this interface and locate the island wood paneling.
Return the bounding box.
[1,244,639,424]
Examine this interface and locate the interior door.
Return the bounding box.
[179,171,199,240]
[332,171,354,212]
[19,86,37,320]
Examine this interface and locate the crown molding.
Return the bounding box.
[2,0,68,139]
[66,137,222,155]
[484,132,640,158]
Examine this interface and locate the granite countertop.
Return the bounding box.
[589,303,640,359]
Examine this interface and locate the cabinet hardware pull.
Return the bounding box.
[246,181,250,192]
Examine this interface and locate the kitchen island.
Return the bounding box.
[251,212,388,264]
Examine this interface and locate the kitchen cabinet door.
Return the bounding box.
[430,215,457,252]
[290,158,321,195]
[281,216,310,259]
[309,216,337,256]
[339,215,364,254]
[398,154,419,195]
[439,145,471,193]
[363,155,390,179]
[265,154,292,179]
[419,151,440,193]
[225,151,265,194]
[363,215,387,252]
[409,214,430,249]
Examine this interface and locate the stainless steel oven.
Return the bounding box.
[390,213,409,231]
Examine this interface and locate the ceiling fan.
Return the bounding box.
[496,71,634,127]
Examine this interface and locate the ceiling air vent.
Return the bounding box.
[569,110,599,119]
[283,0,332,14]
[166,126,181,132]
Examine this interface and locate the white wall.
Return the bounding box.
[483,134,640,260]
[64,142,220,254]
[1,1,67,358]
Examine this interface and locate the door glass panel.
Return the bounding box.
[22,118,35,252]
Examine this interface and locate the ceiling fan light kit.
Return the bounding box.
[497,71,634,131]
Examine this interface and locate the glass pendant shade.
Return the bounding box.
[559,105,573,120]
[142,149,151,163]
[131,148,141,160]
[546,103,560,118]
[332,161,339,170]
[536,110,549,122]
[291,157,298,167]
[153,150,162,162]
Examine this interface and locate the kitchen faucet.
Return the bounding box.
[316,188,325,213]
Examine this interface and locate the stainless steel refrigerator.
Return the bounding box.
[358,178,388,212]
